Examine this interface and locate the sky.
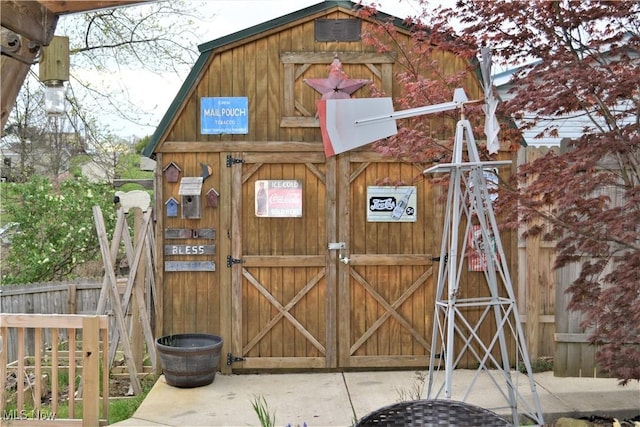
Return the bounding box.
[61,0,427,139]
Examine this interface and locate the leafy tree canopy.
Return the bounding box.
[0,176,117,284]
[361,0,639,383]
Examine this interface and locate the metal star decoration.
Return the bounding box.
[304,55,370,99]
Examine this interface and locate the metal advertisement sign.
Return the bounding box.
[367,186,417,222]
[201,97,248,134]
[255,180,302,218]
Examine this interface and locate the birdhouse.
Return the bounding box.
[165,197,179,217]
[206,188,220,208]
[179,177,203,219]
[163,161,182,183]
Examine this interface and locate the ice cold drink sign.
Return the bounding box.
[255,180,302,218]
[367,186,417,222]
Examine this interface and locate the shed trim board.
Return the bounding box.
[144,1,511,372]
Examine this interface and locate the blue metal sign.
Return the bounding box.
[201,97,248,134]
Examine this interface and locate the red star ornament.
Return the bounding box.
[304,56,370,99]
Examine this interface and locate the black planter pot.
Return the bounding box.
[156,333,223,388]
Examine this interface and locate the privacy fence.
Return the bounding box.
[518,146,611,378]
[0,279,123,364]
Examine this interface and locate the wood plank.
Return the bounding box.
[230,151,244,369]
[1,1,57,45]
[17,327,24,410]
[280,51,396,64]
[554,333,593,343]
[280,117,319,128]
[242,255,324,267]
[154,152,165,342]
[325,156,337,367]
[242,152,325,163]
[68,331,75,417]
[82,316,100,427]
[160,141,324,153]
[337,154,352,366]
[92,206,141,394]
[107,209,155,374]
[1,314,109,329]
[51,330,58,415]
[34,328,42,413]
[164,261,216,272]
[164,244,216,255]
[164,228,216,239]
[218,151,233,373]
[239,356,326,369]
[0,326,6,415]
[348,355,430,368]
[347,254,433,266]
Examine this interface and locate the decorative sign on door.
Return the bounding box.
[255,180,303,218]
[367,186,417,222]
[201,97,249,134]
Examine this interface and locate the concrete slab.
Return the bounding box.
[110,370,639,426]
[120,372,353,427]
[534,372,640,422]
[345,370,427,419]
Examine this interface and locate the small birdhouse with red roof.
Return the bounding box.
[206,188,220,208]
[163,161,181,183]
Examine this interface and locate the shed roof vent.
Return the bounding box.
[315,19,361,42]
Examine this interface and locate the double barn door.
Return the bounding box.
[227,149,440,370]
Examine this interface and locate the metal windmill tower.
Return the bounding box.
[423,50,545,426]
[318,47,545,426]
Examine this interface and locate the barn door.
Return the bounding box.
[337,154,439,368]
[228,151,337,370]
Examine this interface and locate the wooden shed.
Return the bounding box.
[143,0,516,373]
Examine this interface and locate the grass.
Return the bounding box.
[518,357,554,374]
[3,371,158,424]
[395,371,427,402]
[108,374,159,424]
[251,395,276,427]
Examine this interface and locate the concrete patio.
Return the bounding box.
[110,369,640,426]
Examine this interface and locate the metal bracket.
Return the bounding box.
[327,242,346,250]
[226,255,243,268]
[226,155,244,167]
[226,352,245,365]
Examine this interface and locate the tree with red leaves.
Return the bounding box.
[361,1,639,384]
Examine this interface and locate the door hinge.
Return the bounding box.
[226,155,244,167]
[227,352,245,365]
[226,255,244,268]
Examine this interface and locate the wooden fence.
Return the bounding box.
[0,279,124,364]
[518,146,611,378]
[1,313,109,426]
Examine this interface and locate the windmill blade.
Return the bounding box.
[317,98,397,156]
[481,47,500,155]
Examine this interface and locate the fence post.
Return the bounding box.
[82,316,100,426]
[68,284,77,314]
[0,321,5,416]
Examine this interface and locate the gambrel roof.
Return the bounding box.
[141,1,408,158]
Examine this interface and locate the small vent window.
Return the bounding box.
[315,19,361,42]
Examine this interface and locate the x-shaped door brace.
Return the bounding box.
[241,267,327,356]
[349,267,433,354]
